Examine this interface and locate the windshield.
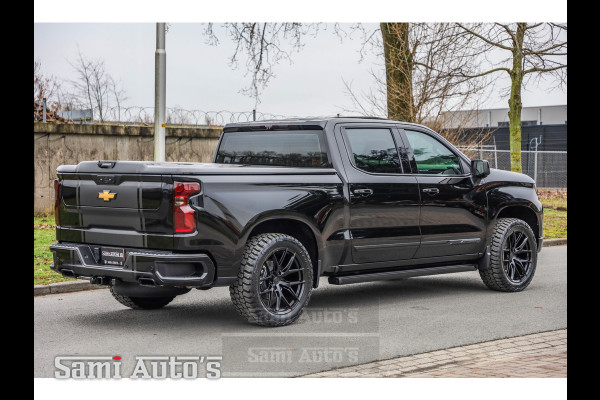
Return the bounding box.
[215,130,331,168]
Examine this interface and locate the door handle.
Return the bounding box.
[352,188,373,196]
[422,187,439,195]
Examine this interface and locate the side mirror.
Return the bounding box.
[471,159,490,178]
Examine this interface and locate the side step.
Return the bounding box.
[328,264,477,285]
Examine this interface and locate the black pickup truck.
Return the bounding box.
[50,117,543,326]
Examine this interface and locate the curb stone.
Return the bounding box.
[33,285,50,296]
[33,238,566,297]
[542,238,567,247]
[34,281,107,296]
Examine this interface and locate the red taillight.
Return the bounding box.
[173,181,200,233]
[54,178,61,226]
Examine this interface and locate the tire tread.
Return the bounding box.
[229,233,313,327]
[109,286,175,309]
[479,218,537,292]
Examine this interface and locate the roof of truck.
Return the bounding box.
[222,117,432,132]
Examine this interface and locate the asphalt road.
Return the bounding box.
[34,245,567,378]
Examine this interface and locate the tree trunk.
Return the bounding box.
[380,23,414,122]
[507,23,526,173]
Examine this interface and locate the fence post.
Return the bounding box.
[42,97,47,123]
[493,138,498,168]
[494,149,498,168]
[534,149,538,184]
[253,109,256,122]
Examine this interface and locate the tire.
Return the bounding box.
[479,218,538,292]
[230,233,313,327]
[109,285,175,310]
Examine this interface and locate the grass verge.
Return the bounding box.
[538,189,567,239]
[34,213,74,285]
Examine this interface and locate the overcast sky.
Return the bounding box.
[34,23,567,118]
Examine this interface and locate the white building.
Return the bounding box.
[439,105,567,129]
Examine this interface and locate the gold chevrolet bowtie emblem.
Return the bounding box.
[98,190,116,202]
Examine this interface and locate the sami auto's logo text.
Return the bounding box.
[55,355,222,379]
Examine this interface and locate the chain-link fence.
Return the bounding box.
[457,147,567,189]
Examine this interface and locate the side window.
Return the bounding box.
[404,130,463,175]
[344,128,402,174]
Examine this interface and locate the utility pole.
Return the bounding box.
[154,22,166,162]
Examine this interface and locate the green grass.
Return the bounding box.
[538,189,567,239]
[34,213,75,285]
[542,207,567,239]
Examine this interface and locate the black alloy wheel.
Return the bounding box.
[502,230,534,284]
[258,248,307,315]
[230,233,313,326]
[479,218,538,292]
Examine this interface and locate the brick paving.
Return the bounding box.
[302,329,566,378]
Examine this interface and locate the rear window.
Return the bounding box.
[215,130,331,168]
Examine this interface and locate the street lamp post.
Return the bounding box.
[154,22,166,162]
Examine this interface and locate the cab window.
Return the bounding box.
[344,128,402,174]
[404,130,463,175]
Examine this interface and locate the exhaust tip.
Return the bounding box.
[138,278,156,287]
[61,269,76,278]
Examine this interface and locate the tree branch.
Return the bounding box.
[524,64,567,74]
[457,23,513,51]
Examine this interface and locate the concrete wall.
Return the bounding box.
[34,122,223,214]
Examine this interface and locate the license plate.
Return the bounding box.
[101,247,125,266]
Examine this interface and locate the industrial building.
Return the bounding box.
[439,105,567,129]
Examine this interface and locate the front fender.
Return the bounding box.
[484,183,543,251]
[487,185,542,221]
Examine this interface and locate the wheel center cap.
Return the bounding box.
[273,277,280,284]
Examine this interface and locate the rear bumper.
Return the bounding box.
[50,242,215,288]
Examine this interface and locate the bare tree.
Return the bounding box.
[206,22,490,146]
[341,23,492,147]
[69,48,115,122]
[108,76,128,123]
[379,23,413,122]
[456,23,567,172]
[55,87,83,113]
[36,51,129,124]
[33,59,76,123]
[69,48,95,114]
[34,60,61,112]
[203,23,323,104]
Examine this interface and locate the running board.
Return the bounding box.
[328,264,477,285]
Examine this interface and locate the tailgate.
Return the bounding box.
[56,163,174,249]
